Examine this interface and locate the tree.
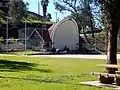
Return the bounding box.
[0,10,5,24]
[54,0,99,48]
[41,0,49,18]
[68,6,96,34]
[8,0,27,25]
[46,13,52,21]
[0,10,4,18]
[97,0,120,74]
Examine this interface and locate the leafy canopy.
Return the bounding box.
[8,0,27,25]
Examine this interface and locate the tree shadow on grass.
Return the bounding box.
[0,59,52,73]
[0,75,62,84]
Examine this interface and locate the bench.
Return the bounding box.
[91,72,120,78]
[96,64,120,69]
[91,64,120,85]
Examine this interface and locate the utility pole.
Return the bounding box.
[25,19,27,52]
[38,2,40,15]
[6,18,8,45]
[55,12,58,23]
[41,0,49,49]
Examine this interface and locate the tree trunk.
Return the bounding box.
[43,5,47,18]
[106,1,120,73]
[76,14,91,44]
[105,29,108,53]
[107,20,118,73]
[88,4,95,38]
[82,26,91,44]
[97,0,120,84]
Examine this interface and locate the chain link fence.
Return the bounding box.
[0,27,51,55]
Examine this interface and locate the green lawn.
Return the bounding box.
[2,51,40,55]
[0,55,114,90]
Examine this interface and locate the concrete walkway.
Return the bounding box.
[27,54,120,59]
[0,54,16,56]
[80,81,120,89]
[1,54,120,59]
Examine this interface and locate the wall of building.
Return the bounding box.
[51,18,79,50]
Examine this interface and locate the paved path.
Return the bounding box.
[0,54,16,56]
[26,54,120,59]
[1,54,120,59]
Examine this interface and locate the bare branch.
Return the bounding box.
[62,0,77,13]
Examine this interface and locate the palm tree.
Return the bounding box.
[41,0,49,18]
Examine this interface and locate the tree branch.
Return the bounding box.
[62,0,78,13]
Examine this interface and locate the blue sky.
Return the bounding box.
[23,0,70,22]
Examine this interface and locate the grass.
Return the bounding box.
[24,18,54,24]
[0,17,5,24]
[2,51,40,55]
[0,55,114,90]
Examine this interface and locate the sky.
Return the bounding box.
[23,0,70,22]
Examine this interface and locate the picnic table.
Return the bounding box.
[91,64,120,86]
[96,64,120,69]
